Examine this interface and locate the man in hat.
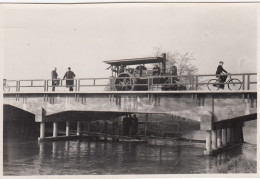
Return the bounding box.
[63,67,76,91]
[51,67,59,91]
[215,61,228,89]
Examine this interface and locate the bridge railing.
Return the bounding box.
[3,73,257,92]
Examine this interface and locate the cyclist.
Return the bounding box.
[214,61,228,89]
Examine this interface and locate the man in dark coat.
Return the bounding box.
[153,64,161,76]
[131,114,138,136]
[215,61,228,89]
[123,114,128,135]
[51,67,58,91]
[63,67,76,91]
[169,65,179,82]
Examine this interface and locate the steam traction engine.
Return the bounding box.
[104,53,186,91]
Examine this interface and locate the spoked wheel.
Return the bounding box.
[162,78,182,91]
[207,79,220,91]
[114,73,136,91]
[228,78,242,91]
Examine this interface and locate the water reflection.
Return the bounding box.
[3,138,256,175]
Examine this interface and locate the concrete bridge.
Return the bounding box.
[3,73,257,155]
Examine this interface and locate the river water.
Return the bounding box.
[3,137,256,175]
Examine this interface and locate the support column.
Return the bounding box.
[230,128,234,143]
[211,130,217,150]
[40,122,45,139]
[205,130,212,155]
[104,121,108,134]
[240,127,244,143]
[233,127,239,143]
[145,114,148,138]
[53,122,58,137]
[222,128,227,147]
[226,128,231,143]
[217,129,222,148]
[77,121,81,136]
[66,121,70,136]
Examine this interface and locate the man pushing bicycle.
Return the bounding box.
[214,61,228,89]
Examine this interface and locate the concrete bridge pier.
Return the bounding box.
[221,128,227,147]
[77,121,81,136]
[216,129,222,148]
[211,129,217,150]
[53,122,58,137]
[226,127,231,143]
[201,115,245,156]
[39,122,45,139]
[201,115,213,155]
[66,121,70,136]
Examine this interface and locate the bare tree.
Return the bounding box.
[153,47,198,76]
[153,48,202,89]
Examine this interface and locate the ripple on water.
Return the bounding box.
[3,138,257,175]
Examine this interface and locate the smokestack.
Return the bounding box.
[162,53,166,74]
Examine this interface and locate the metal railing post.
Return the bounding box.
[195,75,198,90]
[147,77,149,91]
[150,77,154,91]
[16,81,18,92]
[46,80,48,91]
[78,79,80,91]
[109,77,112,91]
[18,81,20,92]
[190,76,194,90]
[93,79,96,86]
[247,74,250,90]
[242,74,245,90]
[75,79,78,91]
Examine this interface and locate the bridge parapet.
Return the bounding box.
[3,73,257,93]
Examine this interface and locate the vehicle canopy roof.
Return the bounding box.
[103,57,165,66]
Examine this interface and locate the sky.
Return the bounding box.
[1,3,257,80]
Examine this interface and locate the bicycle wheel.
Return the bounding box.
[228,78,242,91]
[3,84,10,92]
[207,79,219,91]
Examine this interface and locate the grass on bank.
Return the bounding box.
[212,155,257,173]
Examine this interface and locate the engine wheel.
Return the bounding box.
[114,73,136,91]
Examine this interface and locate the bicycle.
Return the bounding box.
[207,74,242,91]
[3,79,10,92]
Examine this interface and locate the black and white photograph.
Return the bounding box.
[1,1,258,177]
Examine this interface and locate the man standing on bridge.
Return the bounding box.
[215,61,228,89]
[63,67,76,91]
[51,67,59,91]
